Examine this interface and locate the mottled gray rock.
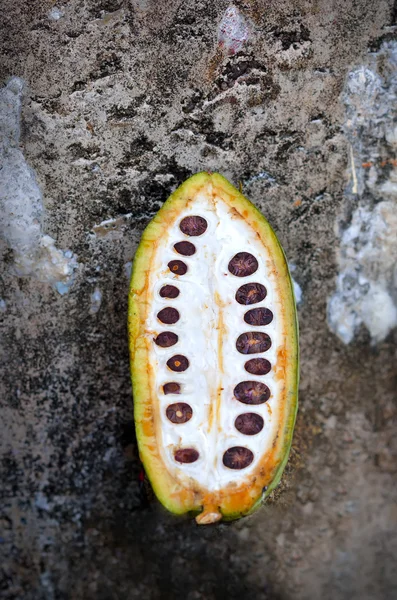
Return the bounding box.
[1,2,397,600]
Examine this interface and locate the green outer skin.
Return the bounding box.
[128,172,299,522]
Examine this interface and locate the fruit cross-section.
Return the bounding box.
[129,172,298,524]
[149,195,281,487]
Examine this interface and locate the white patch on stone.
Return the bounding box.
[244,171,277,187]
[0,299,6,312]
[0,78,78,293]
[92,213,132,239]
[35,492,51,511]
[89,287,102,314]
[292,278,302,305]
[124,261,132,280]
[288,264,302,306]
[48,7,64,21]
[328,201,397,344]
[328,43,397,344]
[218,5,249,55]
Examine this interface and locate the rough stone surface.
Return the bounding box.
[1,2,397,599]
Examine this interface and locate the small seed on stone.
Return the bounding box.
[157,307,180,325]
[236,332,271,354]
[179,216,208,236]
[175,448,199,463]
[166,402,193,424]
[174,241,196,256]
[223,447,254,469]
[244,358,271,375]
[167,355,189,372]
[154,332,178,347]
[244,307,273,326]
[236,283,267,305]
[234,381,271,404]
[159,285,180,299]
[163,382,181,395]
[235,413,264,435]
[168,260,188,275]
[228,252,258,277]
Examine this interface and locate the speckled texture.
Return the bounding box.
[1,1,397,599]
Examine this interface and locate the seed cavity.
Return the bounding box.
[228,252,258,277]
[235,413,264,435]
[157,307,180,325]
[223,447,254,469]
[167,355,189,372]
[234,381,271,404]
[174,448,199,463]
[166,402,193,424]
[168,260,187,276]
[163,382,181,395]
[154,332,178,348]
[244,358,271,375]
[174,241,196,256]
[179,216,208,236]
[236,332,271,354]
[159,285,180,299]
[244,307,273,326]
[236,283,267,305]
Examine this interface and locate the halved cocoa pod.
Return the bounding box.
[129,172,299,525]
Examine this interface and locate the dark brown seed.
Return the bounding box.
[157,307,180,325]
[175,448,199,463]
[167,355,189,372]
[154,332,178,348]
[160,285,180,299]
[223,447,254,469]
[168,260,187,276]
[234,381,271,404]
[179,216,208,236]
[235,283,267,305]
[174,241,196,256]
[244,358,271,375]
[235,413,264,435]
[244,307,274,326]
[166,402,193,424]
[228,252,258,277]
[163,382,181,395]
[236,332,271,354]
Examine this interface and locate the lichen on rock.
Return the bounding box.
[328,42,397,344]
[0,77,78,294]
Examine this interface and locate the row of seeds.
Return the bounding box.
[155,216,273,470]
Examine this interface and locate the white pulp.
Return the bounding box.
[146,188,283,491]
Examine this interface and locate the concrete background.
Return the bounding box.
[1,1,397,599]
